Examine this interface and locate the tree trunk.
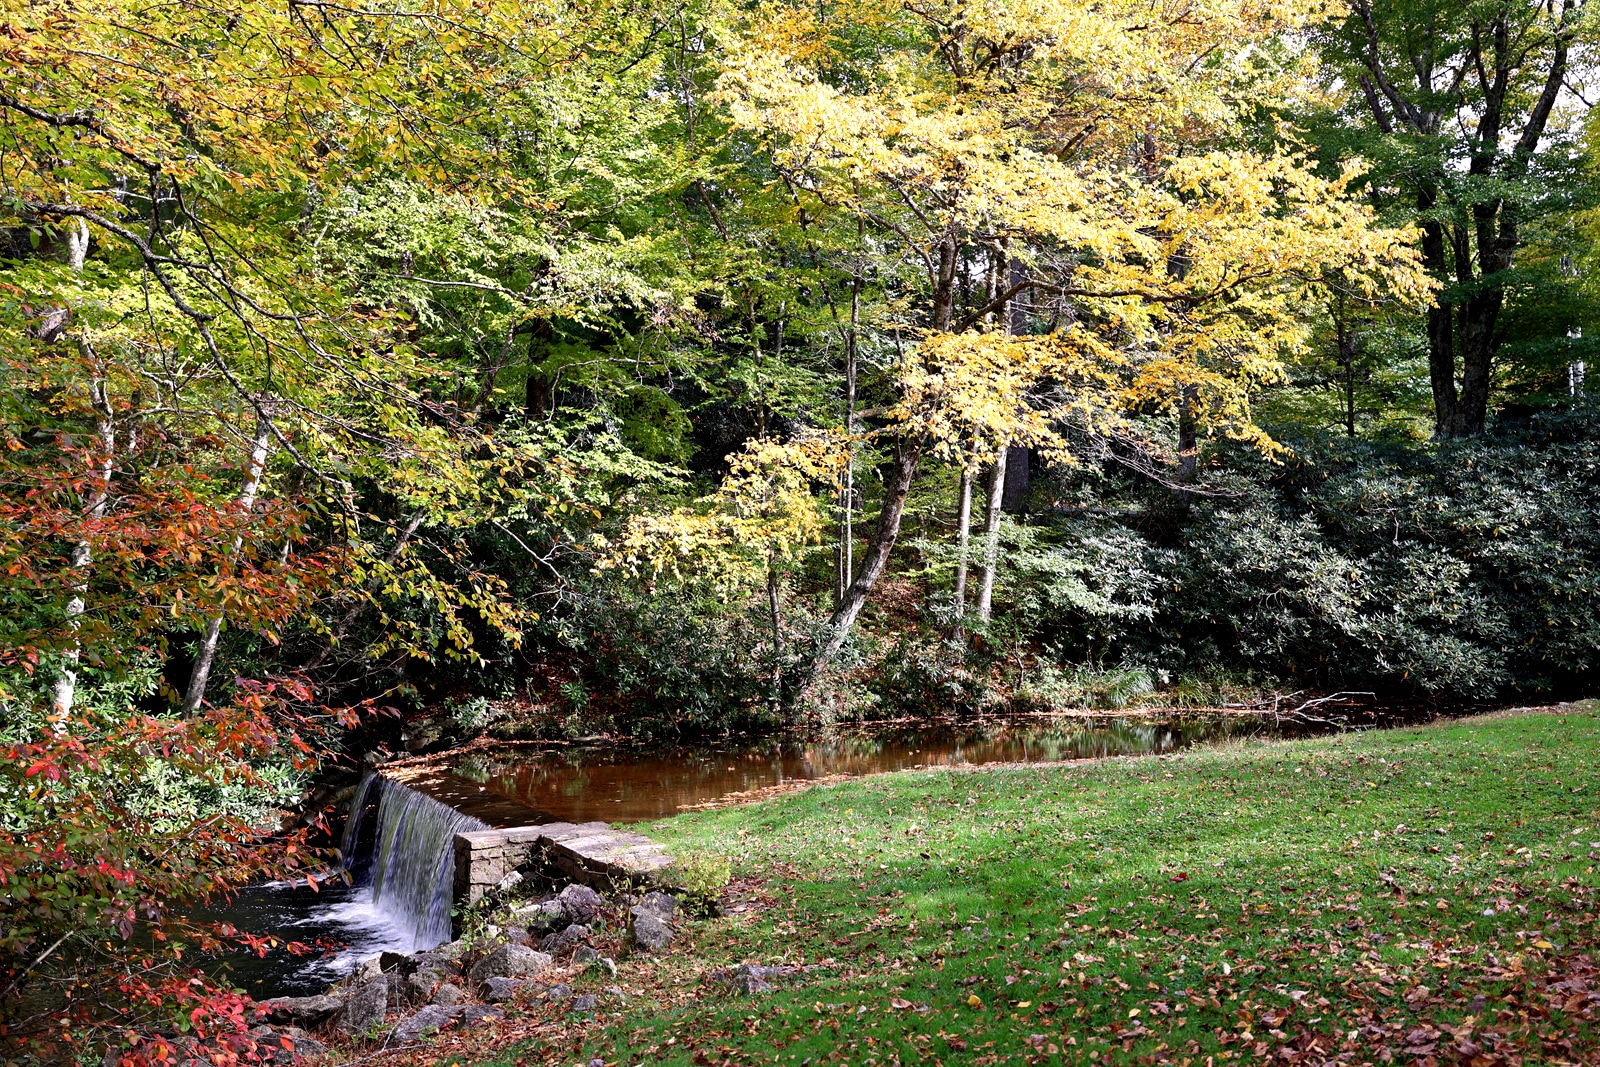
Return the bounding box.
[976,447,1007,623]
[836,274,859,607]
[1454,289,1502,436]
[952,463,973,618]
[52,381,113,722]
[1001,445,1029,513]
[183,404,274,713]
[803,440,923,694]
[767,555,783,706]
[931,237,957,331]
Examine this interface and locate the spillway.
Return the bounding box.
[347,773,490,950]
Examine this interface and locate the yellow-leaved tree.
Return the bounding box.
[686,0,1434,696]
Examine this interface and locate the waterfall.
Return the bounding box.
[339,771,378,871]
[365,777,490,949]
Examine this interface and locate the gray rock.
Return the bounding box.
[389,1005,459,1045]
[430,982,465,1006]
[510,900,568,930]
[733,963,798,981]
[379,951,419,976]
[403,967,446,1006]
[504,925,538,946]
[481,976,527,1003]
[496,870,525,893]
[570,993,598,1013]
[459,1005,503,1027]
[388,1004,501,1045]
[542,983,572,1002]
[730,974,774,995]
[468,943,553,985]
[284,1035,328,1059]
[426,939,470,962]
[637,890,679,920]
[540,923,591,954]
[337,976,389,1035]
[630,910,673,952]
[589,956,618,978]
[349,956,384,984]
[573,945,601,965]
[260,993,345,1026]
[558,884,605,923]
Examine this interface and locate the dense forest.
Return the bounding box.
[1,0,1596,1058]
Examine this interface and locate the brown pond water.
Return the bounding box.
[196,708,1433,997]
[398,712,1352,827]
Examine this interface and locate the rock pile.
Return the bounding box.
[237,882,684,1061]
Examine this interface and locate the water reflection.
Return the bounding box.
[434,714,1310,825]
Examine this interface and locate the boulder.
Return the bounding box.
[389,1005,456,1045]
[390,1004,504,1045]
[403,967,447,1006]
[570,993,598,1013]
[430,983,465,1007]
[259,994,345,1027]
[468,944,553,986]
[589,956,618,978]
[630,910,673,952]
[379,951,420,976]
[349,956,384,984]
[457,1004,504,1030]
[540,923,591,954]
[558,884,605,923]
[510,900,568,931]
[481,977,527,1003]
[542,983,572,1002]
[283,1034,328,1060]
[730,973,774,995]
[573,945,600,965]
[637,890,679,920]
[336,977,388,1036]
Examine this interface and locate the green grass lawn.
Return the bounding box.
[468,706,1600,1067]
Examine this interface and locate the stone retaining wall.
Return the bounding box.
[453,821,677,912]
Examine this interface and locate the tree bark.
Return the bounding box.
[1348,0,1574,438]
[183,403,274,713]
[836,272,859,607]
[952,463,973,618]
[1001,445,1029,513]
[976,447,1007,623]
[52,380,113,722]
[767,554,783,706]
[803,440,923,694]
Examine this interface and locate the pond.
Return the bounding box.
[195,709,1392,997]
[403,712,1320,825]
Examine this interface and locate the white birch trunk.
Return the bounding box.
[182,406,273,713]
[976,447,1008,623]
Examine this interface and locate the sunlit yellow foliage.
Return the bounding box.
[720,0,1431,461]
[599,434,851,589]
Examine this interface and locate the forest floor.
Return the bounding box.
[384,704,1600,1067]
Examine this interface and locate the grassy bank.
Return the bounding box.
[446,706,1600,1067]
